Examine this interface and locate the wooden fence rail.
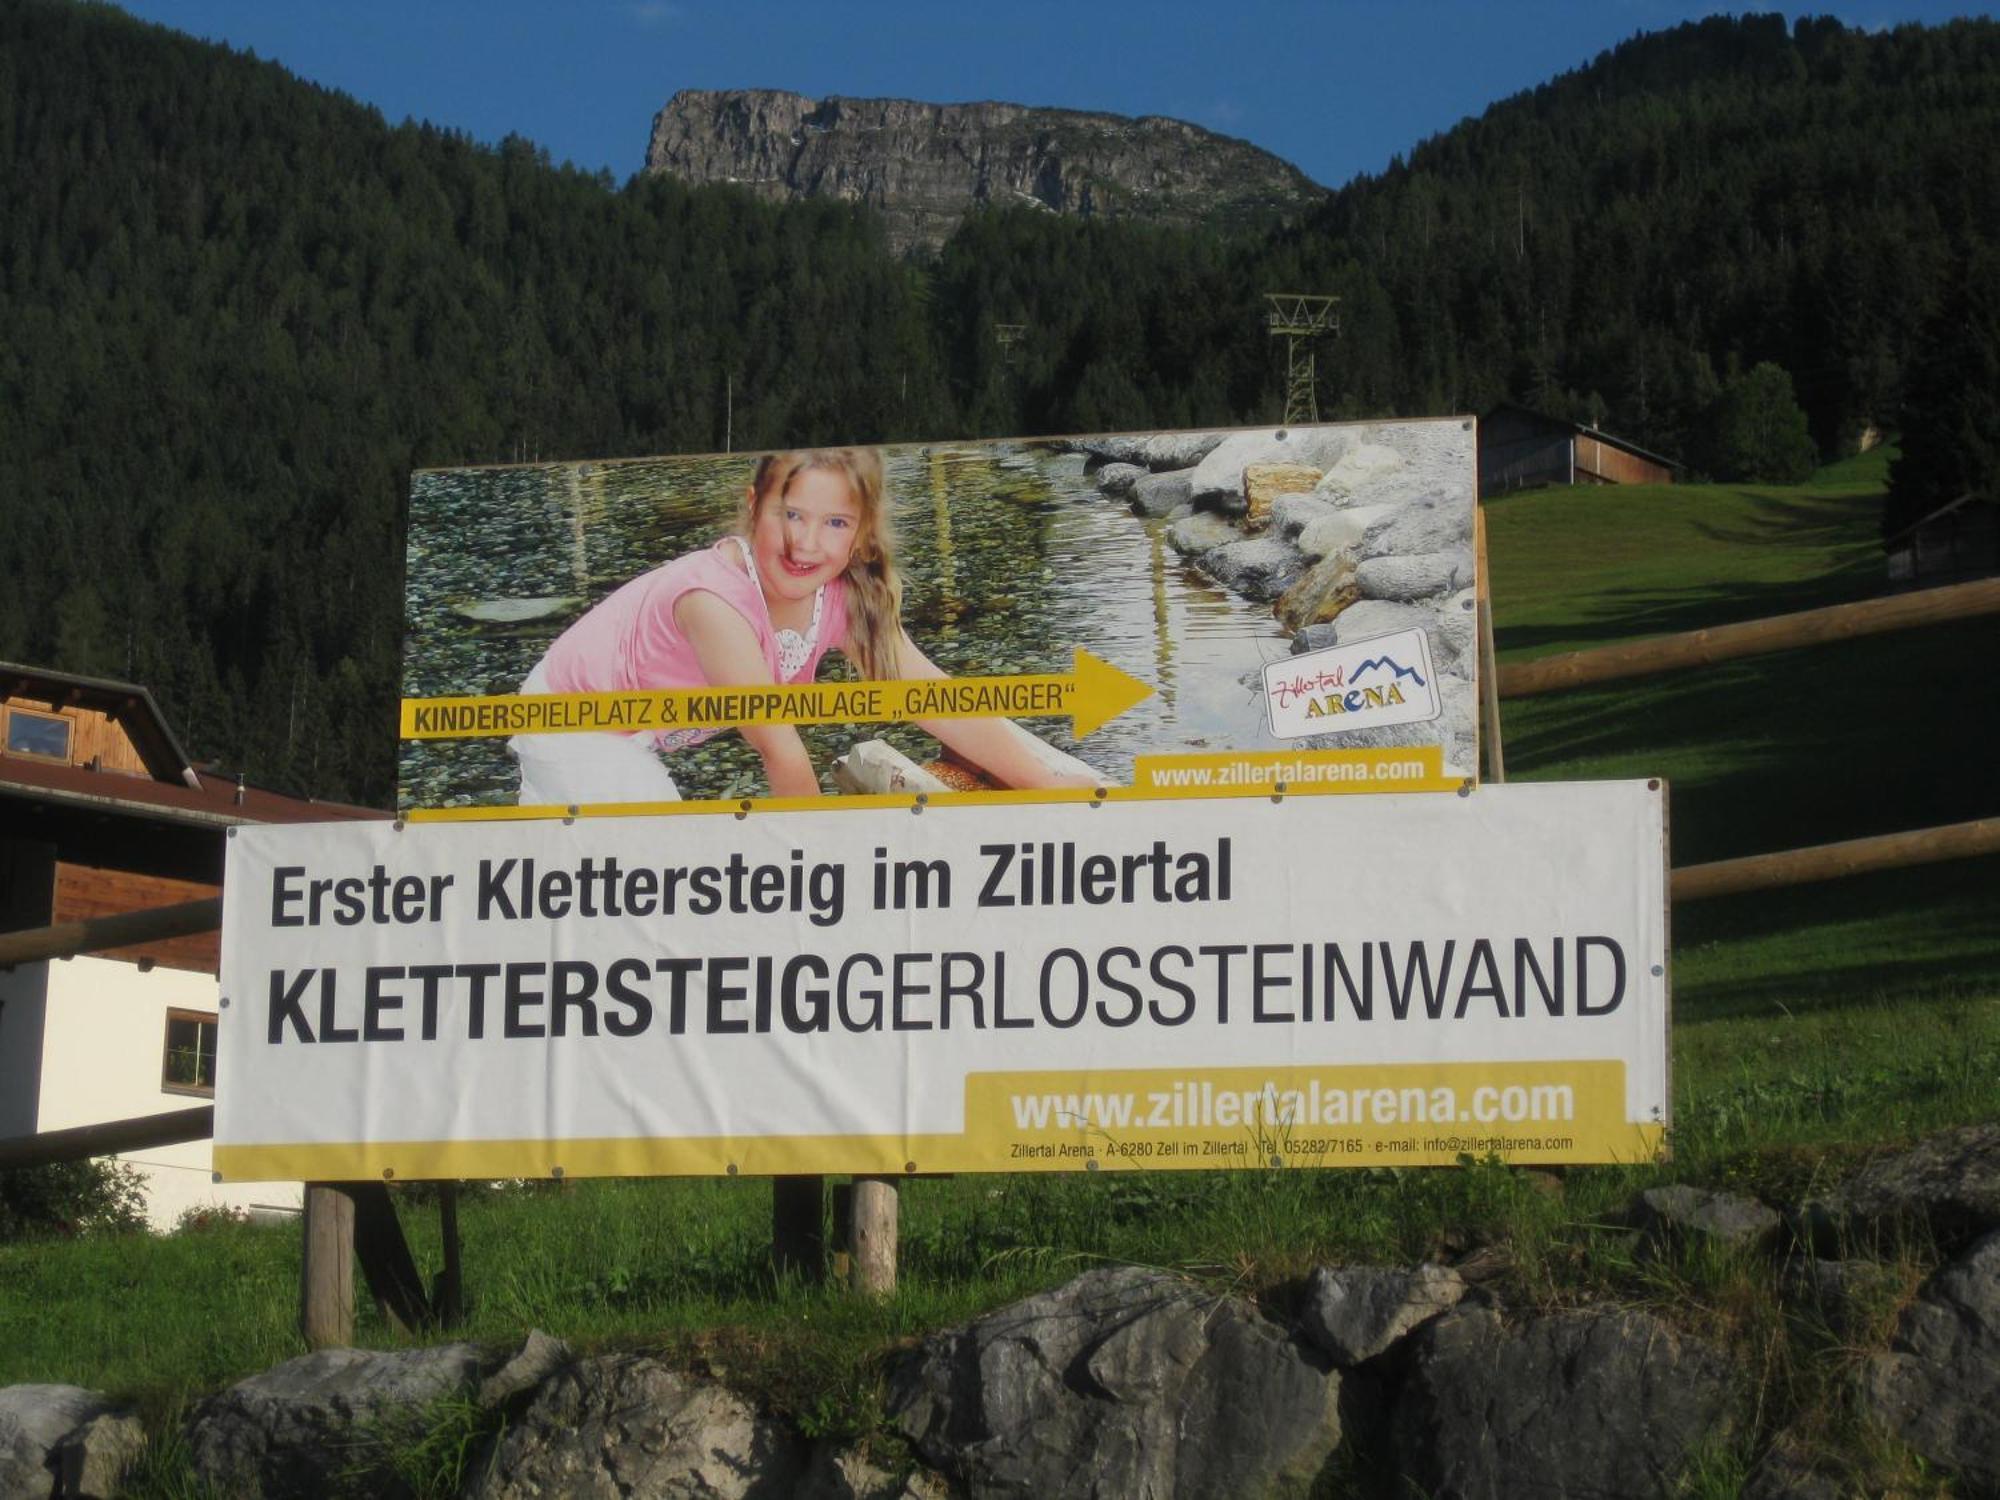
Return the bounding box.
[1671,816,2000,903]
[0,1106,214,1171]
[0,896,220,969]
[1496,576,2000,699]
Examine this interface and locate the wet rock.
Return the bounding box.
[1274,553,1360,630]
[1355,551,1470,603]
[1631,1184,1784,1256]
[55,1409,146,1500]
[1783,1257,1906,1341]
[0,1386,123,1500]
[890,1265,1340,1500]
[1200,537,1310,602]
[1166,511,1240,557]
[1243,463,1323,533]
[1803,1124,2000,1250]
[1862,1230,2000,1493]
[1070,431,1226,471]
[1392,1305,1741,1499]
[1301,1263,1467,1367]
[471,1354,802,1499]
[1129,469,1194,518]
[1186,428,1356,512]
[1312,442,1407,501]
[451,596,584,625]
[1093,462,1146,497]
[188,1344,484,1500]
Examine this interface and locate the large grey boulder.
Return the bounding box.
[1355,551,1471,603]
[1630,1184,1784,1256]
[188,1344,484,1500]
[1300,1263,1467,1367]
[0,1386,124,1500]
[1803,1124,2000,1249]
[1198,536,1310,602]
[1360,490,1471,558]
[1311,442,1408,502]
[1391,1305,1740,1499]
[890,1265,1341,1499]
[1185,428,1356,512]
[54,1410,145,1500]
[470,1354,802,1499]
[1129,469,1194,518]
[1863,1230,2000,1494]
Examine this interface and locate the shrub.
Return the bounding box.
[0,1159,148,1242]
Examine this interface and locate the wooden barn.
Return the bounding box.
[1886,494,1999,587]
[1479,404,1678,498]
[0,663,380,1227]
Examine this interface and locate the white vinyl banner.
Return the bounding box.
[215,782,1669,1181]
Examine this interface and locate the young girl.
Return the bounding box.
[510,446,1097,806]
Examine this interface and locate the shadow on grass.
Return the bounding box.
[1491,483,1889,657]
[1503,619,1999,864]
[1673,857,2000,1023]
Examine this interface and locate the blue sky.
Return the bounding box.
[117,1,1991,189]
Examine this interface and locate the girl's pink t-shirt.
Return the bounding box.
[534,539,849,747]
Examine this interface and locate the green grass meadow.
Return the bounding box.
[2,450,1995,1490]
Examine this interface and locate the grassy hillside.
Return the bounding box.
[1,461,1994,1497]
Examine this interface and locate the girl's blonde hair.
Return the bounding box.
[742,448,904,681]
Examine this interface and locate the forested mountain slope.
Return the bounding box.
[2,3,1994,804]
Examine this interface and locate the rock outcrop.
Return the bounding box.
[9,1132,2000,1498]
[889,1265,1341,1499]
[646,91,1325,253]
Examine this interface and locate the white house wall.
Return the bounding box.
[36,954,301,1231]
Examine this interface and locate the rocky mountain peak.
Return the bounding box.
[645,88,1325,253]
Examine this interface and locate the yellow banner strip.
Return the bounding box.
[400,647,1153,742]
[216,1061,1664,1181]
[402,748,1459,822]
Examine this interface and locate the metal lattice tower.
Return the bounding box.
[1265,294,1340,426]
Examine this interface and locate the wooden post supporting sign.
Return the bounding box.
[849,1176,899,1295]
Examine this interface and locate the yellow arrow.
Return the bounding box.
[399,648,1152,743]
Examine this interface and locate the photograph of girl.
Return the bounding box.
[400,420,1476,814]
[505,446,1097,807]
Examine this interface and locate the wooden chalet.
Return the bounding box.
[0,663,382,1227]
[1479,404,1678,498]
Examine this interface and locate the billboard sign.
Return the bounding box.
[214,782,1669,1181]
[398,420,1479,817]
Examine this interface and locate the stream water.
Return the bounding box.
[400,443,1296,810]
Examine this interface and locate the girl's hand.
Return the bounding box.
[889,630,1101,791]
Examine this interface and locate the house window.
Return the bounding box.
[162,1009,217,1096]
[4,707,73,762]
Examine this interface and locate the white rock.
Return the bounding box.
[1312,443,1407,499]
